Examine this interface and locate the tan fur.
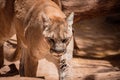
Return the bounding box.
[15,0,74,79]
[0,0,16,68]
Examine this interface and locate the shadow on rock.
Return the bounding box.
[0,64,19,77]
[84,75,95,80]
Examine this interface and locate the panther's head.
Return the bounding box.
[42,12,74,57]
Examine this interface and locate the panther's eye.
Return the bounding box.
[61,38,69,43]
[47,38,55,43]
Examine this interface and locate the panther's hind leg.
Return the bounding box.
[0,45,4,68]
[19,56,25,76]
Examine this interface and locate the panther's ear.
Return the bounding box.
[67,12,74,26]
[41,13,50,30]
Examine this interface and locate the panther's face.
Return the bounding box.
[42,12,74,57]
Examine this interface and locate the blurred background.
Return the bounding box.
[1,0,120,80]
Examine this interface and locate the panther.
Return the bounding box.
[14,0,74,80]
[0,0,74,79]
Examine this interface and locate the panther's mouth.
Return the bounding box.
[50,49,65,57]
[52,53,63,57]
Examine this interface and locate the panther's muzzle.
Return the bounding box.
[50,48,66,57]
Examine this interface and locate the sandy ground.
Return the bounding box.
[1,55,120,80]
[0,16,120,80]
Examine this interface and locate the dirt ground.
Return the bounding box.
[0,15,120,80]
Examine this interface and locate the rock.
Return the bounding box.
[73,16,120,58]
[53,0,120,22]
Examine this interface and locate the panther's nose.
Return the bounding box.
[55,49,65,53]
[52,43,66,53]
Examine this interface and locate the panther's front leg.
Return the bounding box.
[24,53,38,77]
[59,59,68,80]
[59,58,73,80]
[19,48,38,77]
